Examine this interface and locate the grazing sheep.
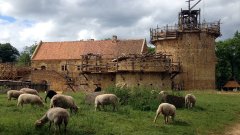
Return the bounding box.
[20,88,40,96]
[185,94,196,109]
[50,94,78,113]
[45,90,57,103]
[95,94,118,111]
[154,103,176,124]
[17,94,44,107]
[161,94,185,108]
[7,90,24,100]
[35,107,70,133]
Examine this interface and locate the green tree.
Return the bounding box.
[216,31,240,89]
[147,46,155,53]
[0,43,19,63]
[17,44,37,66]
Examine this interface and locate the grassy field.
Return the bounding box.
[1,89,240,135]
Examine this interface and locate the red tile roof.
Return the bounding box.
[223,81,240,88]
[32,39,147,60]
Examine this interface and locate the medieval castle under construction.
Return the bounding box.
[0,0,220,92]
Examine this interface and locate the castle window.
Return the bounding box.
[61,65,67,71]
[77,65,81,70]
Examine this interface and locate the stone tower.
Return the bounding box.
[150,0,220,90]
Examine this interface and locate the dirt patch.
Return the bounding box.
[223,123,240,135]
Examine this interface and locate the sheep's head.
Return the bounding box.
[35,120,44,128]
[73,106,79,113]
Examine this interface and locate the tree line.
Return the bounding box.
[0,43,36,66]
[1,31,239,89]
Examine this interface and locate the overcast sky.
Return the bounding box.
[0,0,239,51]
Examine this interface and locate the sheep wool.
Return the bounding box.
[20,88,40,97]
[17,94,44,107]
[35,107,70,133]
[185,94,196,109]
[45,90,57,103]
[154,103,176,124]
[7,90,24,100]
[95,94,118,111]
[50,94,78,113]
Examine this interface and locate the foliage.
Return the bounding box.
[0,43,19,63]
[216,31,240,89]
[17,44,37,66]
[1,91,240,135]
[105,86,162,111]
[147,46,155,53]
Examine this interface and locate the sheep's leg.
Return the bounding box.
[64,120,67,133]
[164,116,168,124]
[49,122,52,130]
[153,112,160,123]
[112,103,116,111]
[58,124,61,133]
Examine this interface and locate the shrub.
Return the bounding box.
[105,86,161,111]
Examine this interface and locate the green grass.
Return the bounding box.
[1,90,240,135]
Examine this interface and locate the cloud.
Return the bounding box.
[0,0,239,51]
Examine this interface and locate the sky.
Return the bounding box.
[0,0,240,51]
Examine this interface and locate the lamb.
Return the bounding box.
[95,94,118,111]
[7,90,24,100]
[153,103,176,124]
[45,90,57,103]
[185,94,196,109]
[17,94,44,107]
[35,107,70,133]
[50,94,78,113]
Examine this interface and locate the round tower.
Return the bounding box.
[150,0,220,90]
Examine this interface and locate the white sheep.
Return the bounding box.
[17,93,44,107]
[20,88,40,97]
[7,90,24,100]
[153,103,176,124]
[185,94,196,109]
[95,94,118,111]
[35,107,70,134]
[50,94,78,113]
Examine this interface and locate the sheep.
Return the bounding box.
[35,107,70,134]
[7,90,24,100]
[185,94,196,109]
[95,94,118,111]
[17,94,44,107]
[20,88,40,96]
[154,103,176,124]
[50,94,78,113]
[45,90,57,103]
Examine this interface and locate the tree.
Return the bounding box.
[17,44,37,66]
[0,43,19,63]
[216,31,240,89]
[147,46,155,53]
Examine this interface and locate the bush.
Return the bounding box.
[105,86,161,111]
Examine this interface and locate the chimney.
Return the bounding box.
[112,35,117,42]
